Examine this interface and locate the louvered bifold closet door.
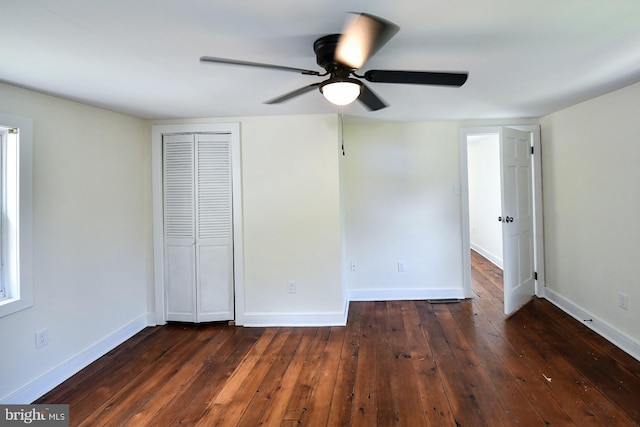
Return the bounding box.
[163,134,197,322]
[195,134,234,322]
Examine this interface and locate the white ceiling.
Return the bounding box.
[2,0,640,122]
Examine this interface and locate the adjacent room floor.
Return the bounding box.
[37,251,640,425]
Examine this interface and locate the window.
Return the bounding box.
[0,113,33,317]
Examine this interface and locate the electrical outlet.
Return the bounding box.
[619,292,628,311]
[350,261,357,272]
[35,328,49,349]
[398,260,406,273]
[287,281,296,294]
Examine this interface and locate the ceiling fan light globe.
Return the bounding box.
[320,80,363,106]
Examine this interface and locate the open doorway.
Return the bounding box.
[460,125,545,316]
[466,133,504,300]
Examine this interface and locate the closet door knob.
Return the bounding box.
[498,216,503,222]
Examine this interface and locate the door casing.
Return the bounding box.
[151,123,244,325]
[459,125,545,301]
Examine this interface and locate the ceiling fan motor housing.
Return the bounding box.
[313,34,349,74]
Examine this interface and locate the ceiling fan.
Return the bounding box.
[200,13,468,111]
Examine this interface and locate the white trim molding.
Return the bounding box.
[242,310,348,327]
[459,125,545,299]
[151,123,245,326]
[349,288,466,302]
[1,315,148,404]
[0,113,34,318]
[470,243,503,270]
[545,289,640,362]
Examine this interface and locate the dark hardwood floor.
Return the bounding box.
[37,251,640,426]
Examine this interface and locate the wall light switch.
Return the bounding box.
[350,261,358,272]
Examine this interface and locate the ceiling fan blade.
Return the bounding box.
[265,82,322,104]
[364,70,468,86]
[335,13,400,70]
[358,83,387,111]
[200,56,321,76]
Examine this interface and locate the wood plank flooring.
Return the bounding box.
[37,251,640,426]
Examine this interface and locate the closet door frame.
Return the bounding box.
[151,123,244,325]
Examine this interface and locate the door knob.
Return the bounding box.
[498,216,503,222]
[505,216,514,223]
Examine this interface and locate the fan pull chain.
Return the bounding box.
[340,107,346,156]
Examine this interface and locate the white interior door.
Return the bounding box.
[500,127,535,315]
[163,133,234,323]
[163,134,197,322]
[195,134,234,322]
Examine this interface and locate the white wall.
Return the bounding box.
[343,121,465,300]
[4,72,639,403]
[152,114,346,325]
[0,83,151,402]
[467,134,503,268]
[541,81,640,356]
[240,115,345,324]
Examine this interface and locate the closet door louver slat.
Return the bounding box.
[163,138,194,240]
[196,138,232,242]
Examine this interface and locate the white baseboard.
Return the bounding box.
[545,289,640,362]
[470,243,503,269]
[349,288,466,302]
[2,314,149,404]
[242,310,348,327]
[146,312,158,327]
[242,289,467,326]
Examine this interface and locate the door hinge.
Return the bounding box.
[8,128,18,134]
[531,146,534,154]
[534,271,538,280]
